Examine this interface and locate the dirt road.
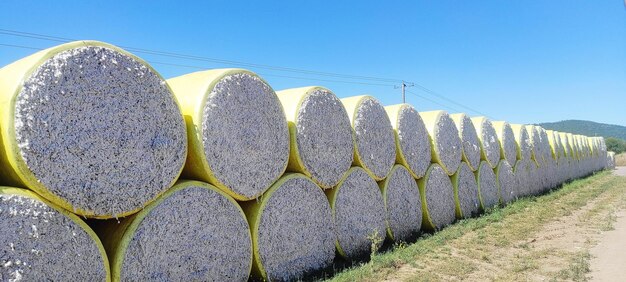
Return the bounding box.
[589,167,626,281]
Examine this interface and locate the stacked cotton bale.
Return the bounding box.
[385,104,432,179]
[475,161,499,210]
[0,41,188,218]
[378,165,423,241]
[510,124,532,162]
[525,125,541,166]
[450,113,481,171]
[450,162,480,219]
[0,187,110,281]
[327,167,386,258]
[242,174,335,281]
[275,87,354,188]
[341,96,396,180]
[495,160,516,204]
[559,132,575,181]
[94,181,252,281]
[420,111,462,175]
[513,159,532,197]
[471,117,501,168]
[492,121,517,165]
[167,69,290,201]
[417,164,456,230]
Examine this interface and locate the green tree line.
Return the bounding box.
[606,137,626,154]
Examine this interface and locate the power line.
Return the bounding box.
[412,84,490,117]
[406,89,464,113]
[0,28,405,84]
[0,43,396,87]
[0,30,490,116]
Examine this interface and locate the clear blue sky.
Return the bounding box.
[1,1,625,125]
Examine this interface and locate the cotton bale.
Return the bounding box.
[450,113,481,171]
[546,130,560,161]
[276,87,353,188]
[559,132,572,160]
[0,41,187,218]
[420,111,462,175]
[341,96,396,180]
[525,125,541,165]
[327,167,386,259]
[471,117,501,168]
[510,124,532,161]
[167,69,289,201]
[495,160,516,204]
[378,164,422,241]
[492,121,517,165]
[385,104,432,179]
[0,187,110,281]
[450,162,480,219]
[95,181,252,281]
[242,174,334,281]
[417,164,456,231]
[475,161,498,210]
[513,159,531,197]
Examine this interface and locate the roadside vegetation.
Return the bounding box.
[324,171,626,282]
[615,153,626,166]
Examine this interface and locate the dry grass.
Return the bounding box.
[325,171,626,282]
[615,153,626,166]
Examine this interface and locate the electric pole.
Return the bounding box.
[396,81,415,103]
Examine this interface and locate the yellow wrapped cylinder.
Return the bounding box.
[167,69,290,200]
[275,87,354,188]
[0,187,110,281]
[93,180,252,281]
[419,110,462,175]
[340,96,395,180]
[0,41,187,218]
[241,173,335,281]
[385,104,432,179]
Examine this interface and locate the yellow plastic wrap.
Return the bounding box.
[0,187,111,281]
[340,95,390,180]
[94,180,252,282]
[0,41,184,218]
[167,69,288,200]
[275,86,353,188]
[385,104,412,175]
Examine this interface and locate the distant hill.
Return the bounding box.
[537,120,626,140]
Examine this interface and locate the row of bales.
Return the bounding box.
[0,41,615,282]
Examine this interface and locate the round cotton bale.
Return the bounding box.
[275,87,353,188]
[471,117,501,168]
[327,167,386,258]
[495,160,516,204]
[492,121,517,165]
[417,164,456,231]
[0,41,187,218]
[379,164,422,241]
[525,125,540,164]
[450,162,480,219]
[546,130,560,161]
[419,111,462,175]
[0,187,109,281]
[385,104,432,179]
[167,69,289,201]
[341,96,396,180]
[97,181,252,281]
[450,113,481,171]
[510,124,531,161]
[512,160,531,197]
[475,161,498,210]
[242,174,334,281]
[559,132,572,160]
